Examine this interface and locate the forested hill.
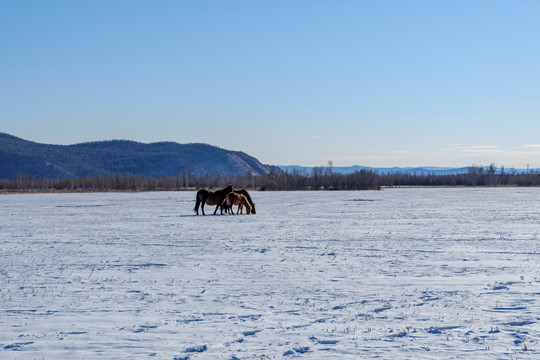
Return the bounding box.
[0,133,277,180]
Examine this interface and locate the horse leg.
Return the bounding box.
[222,198,230,215]
[201,202,206,215]
[194,196,201,215]
[219,201,227,215]
[219,202,226,215]
[213,204,220,215]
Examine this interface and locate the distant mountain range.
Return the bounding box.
[277,164,537,176]
[1,133,536,181]
[0,133,276,180]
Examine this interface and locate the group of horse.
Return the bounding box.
[193,185,256,215]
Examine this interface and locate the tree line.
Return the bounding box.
[1,164,539,193]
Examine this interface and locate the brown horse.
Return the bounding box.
[193,185,233,215]
[225,192,252,215]
[231,189,256,214]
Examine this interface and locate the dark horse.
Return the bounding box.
[228,189,256,214]
[193,185,233,215]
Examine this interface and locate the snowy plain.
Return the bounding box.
[1,188,539,359]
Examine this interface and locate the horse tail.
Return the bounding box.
[194,192,201,213]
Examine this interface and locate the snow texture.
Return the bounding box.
[1,188,539,359]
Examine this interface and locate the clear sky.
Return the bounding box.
[2,1,539,168]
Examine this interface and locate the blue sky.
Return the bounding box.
[2,1,539,168]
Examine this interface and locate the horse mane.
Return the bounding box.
[215,184,233,195]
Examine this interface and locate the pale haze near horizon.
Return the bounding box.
[1,1,539,168]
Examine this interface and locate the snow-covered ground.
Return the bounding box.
[1,188,539,359]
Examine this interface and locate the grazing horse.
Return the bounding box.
[193,185,233,215]
[225,192,252,215]
[232,189,256,214]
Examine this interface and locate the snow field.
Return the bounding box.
[1,188,539,359]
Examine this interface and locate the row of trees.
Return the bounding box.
[1,165,539,193]
[379,167,540,187]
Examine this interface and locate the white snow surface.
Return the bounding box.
[1,188,539,359]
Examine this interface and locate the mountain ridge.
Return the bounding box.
[2,133,536,181]
[0,133,276,180]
